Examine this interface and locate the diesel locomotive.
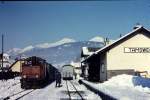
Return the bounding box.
[20,56,57,89]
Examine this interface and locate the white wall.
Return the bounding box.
[107,32,150,73]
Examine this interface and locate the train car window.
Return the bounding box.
[23,56,46,66]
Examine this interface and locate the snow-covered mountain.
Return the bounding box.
[89,36,104,43]
[7,37,104,68]
[6,48,22,56]
[10,38,76,54]
[35,38,75,49]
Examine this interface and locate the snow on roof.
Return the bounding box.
[3,53,10,57]
[82,47,101,55]
[70,61,81,68]
[82,47,94,56]
[82,26,150,62]
[95,26,143,54]
[0,53,10,60]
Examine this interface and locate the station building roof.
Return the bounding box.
[82,26,150,62]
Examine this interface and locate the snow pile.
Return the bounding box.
[104,74,134,87]
[83,74,150,100]
[103,74,150,93]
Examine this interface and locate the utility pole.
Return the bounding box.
[1,34,4,71]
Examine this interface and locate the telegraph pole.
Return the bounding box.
[2,34,4,71]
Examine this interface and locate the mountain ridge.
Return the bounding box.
[7,37,105,68]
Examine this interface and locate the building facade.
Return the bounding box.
[0,53,12,71]
[82,26,150,82]
[81,47,101,80]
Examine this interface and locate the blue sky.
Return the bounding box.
[0,1,150,50]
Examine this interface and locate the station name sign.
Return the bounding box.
[124,47,150,53]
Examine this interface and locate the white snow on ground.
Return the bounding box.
[21,81,64,100]
[69,80,101,100]
[83,74,150,100]
[0,77,24,99]
[3,75,150,100]
[21,80,101,100]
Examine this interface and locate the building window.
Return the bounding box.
[101,63,105,73]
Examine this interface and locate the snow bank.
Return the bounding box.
[104,74,150,93]
[83,74,150,100]
[104,74,134,87]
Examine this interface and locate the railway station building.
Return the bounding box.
[81,47,101,79]
[82,25,150,82]
[10,59,25,75]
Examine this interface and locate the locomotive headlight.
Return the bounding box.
[35,75,39,78]
[23,75,26,78]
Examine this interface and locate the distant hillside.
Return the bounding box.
[7,37,105,68]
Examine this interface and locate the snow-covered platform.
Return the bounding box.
[81,74,150,100]
[21,80,101,100]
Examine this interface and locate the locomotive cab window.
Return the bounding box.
[23,56,46,67]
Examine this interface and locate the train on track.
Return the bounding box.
[20,56,58,89]
[62,65,74,80]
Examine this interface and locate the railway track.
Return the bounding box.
[66,80,85,100]
[3,89,35,100]
[7,82,20,90]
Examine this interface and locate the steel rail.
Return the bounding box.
[3,89,35,100]
[15,89,35,100]
[66,80,71,100]
[69,81,84,100]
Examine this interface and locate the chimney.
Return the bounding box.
[133,23,142,30]
[104,37,109,46]
[119,34,122,38]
